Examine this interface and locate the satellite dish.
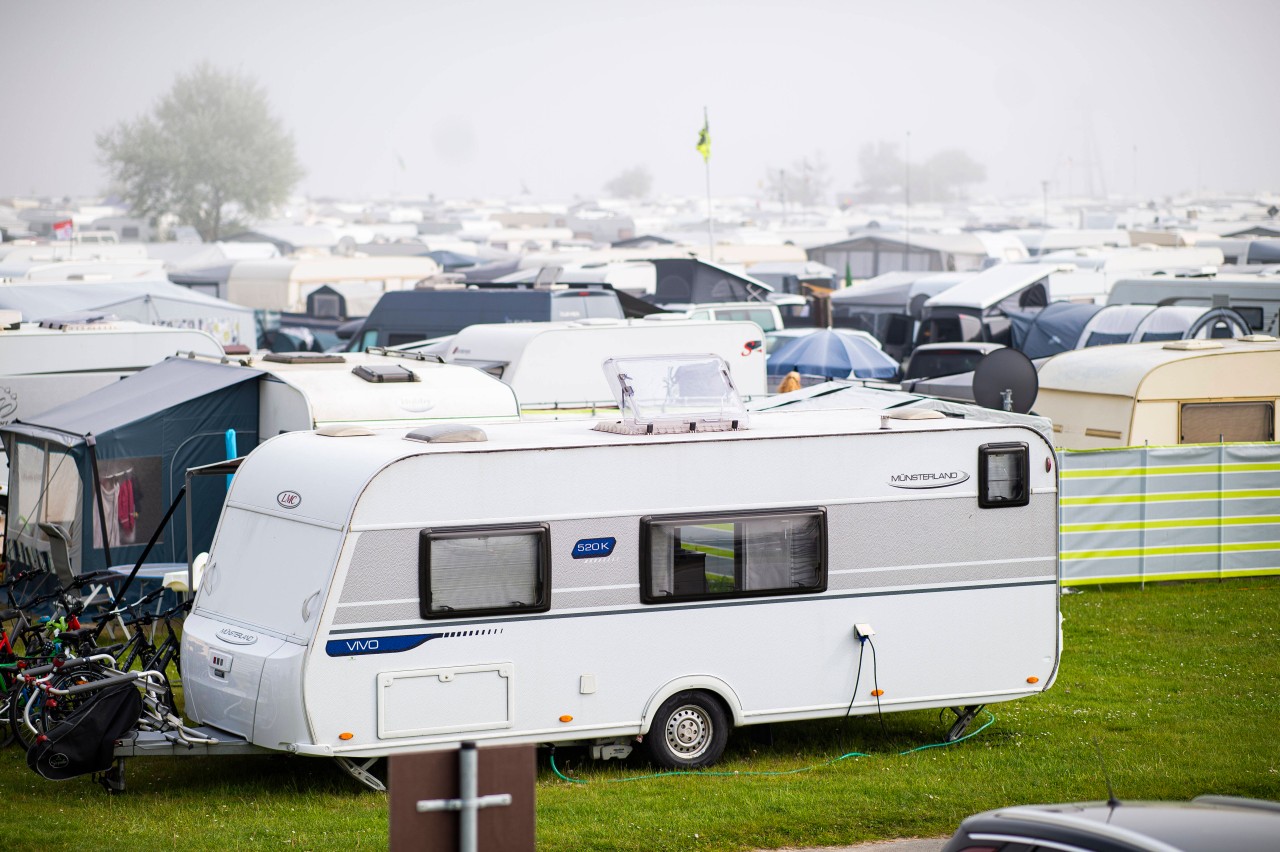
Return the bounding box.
[972,348,1038,414]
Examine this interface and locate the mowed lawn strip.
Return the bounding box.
[0,578,1276,851]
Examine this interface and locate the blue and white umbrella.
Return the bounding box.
[767,329,899,380]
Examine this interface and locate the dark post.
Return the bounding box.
[389,744,535,852]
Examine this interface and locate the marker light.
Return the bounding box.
[1026,676,1040,684]
[338,732,354,741]
[871,690,884,697]
[559,715,573,723]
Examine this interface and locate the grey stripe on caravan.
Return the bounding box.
[327,578,1059,635]
[829,555,1056,575]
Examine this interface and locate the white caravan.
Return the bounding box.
[439,318,769,409]
[225,256,442,316]
[180,364,1060,785]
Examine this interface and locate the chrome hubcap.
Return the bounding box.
[665,705,712,759]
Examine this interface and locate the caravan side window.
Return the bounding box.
[641,509,826,603]
[419,525,550,619]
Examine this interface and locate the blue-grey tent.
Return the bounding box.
[2,358,260,578]
[1009,302,1105,359]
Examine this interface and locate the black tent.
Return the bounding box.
[2,358,261,577]
[646,259,774,306]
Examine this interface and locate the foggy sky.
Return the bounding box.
[3,0,1277,205]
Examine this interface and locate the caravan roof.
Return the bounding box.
[227,406,1001,529]
[443,318,769,406]
[923,264,1061,311]
[225,256,442,314]
[0,279,255,347]
[250,350,520,431]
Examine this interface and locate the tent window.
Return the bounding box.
[91,456,163,549]
[1180,402,1274,444]
[641,509,825,603]
[4,440,84,574]
[419,525,549,618]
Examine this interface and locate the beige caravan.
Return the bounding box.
[1035,336,1280,449]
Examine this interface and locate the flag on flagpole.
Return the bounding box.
[395,151,406,172]
[52,219,74,241]
[695,110,711,163]
[844,260,853,289]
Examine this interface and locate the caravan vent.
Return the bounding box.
[1238,334,1278,343]
[406,425,488,444]
[884,407,947,420]
[316,425,375,438]
[1163,340,1223,351]
[353,364,418,383]
[264,352,347,365]
[0,310,22,329]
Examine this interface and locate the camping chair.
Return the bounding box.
[38,522,119,630]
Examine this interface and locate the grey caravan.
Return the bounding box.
[348,287,625,349]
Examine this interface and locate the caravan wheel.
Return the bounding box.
[646,691,729,769]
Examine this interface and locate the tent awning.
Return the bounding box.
[5,357,262,445]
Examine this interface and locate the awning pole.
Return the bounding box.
[85,434,114,570]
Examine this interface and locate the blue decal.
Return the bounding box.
[325,633,441,657]
[572,537,616,559]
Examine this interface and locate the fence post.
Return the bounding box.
[1139,442,1148,591]
[1217,436,1225,581]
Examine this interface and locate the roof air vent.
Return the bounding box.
[264,352,347,364]
[1238,334,1278,343]
[353,364,418,383]
[316,425,375,437]
[406,425,488,443]
[1162,340,1223,351]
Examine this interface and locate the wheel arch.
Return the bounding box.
[639,676,743,735]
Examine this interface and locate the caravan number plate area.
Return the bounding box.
[572,537,616,559]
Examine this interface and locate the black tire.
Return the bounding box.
[645,690,730,769]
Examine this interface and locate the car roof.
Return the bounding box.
[952,799,1280,852]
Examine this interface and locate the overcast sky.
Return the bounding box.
[3,0,1276,205]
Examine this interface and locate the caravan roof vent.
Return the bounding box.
[353,364,419,383]
[406,425,488,444]
[264,352,347,365]
[1163,339,1223,351]
[1238,334,1278,343]
[594,354,748,435]
[884,407,947,420]
[316,425,375,438]
[0,310,22,329]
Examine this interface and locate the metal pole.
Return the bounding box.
[904,130,911,268]
[85,434,114,570]
[459,742,478,852]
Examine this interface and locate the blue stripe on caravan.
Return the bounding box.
[325,633,443,657]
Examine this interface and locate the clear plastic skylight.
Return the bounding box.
[596,354,748,434]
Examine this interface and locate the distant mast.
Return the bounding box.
[697,107,713,262]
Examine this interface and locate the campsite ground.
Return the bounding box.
[0,577,1276,851]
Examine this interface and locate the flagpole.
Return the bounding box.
[703,107,713,262]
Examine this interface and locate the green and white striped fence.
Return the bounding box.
[1059,442,1280,585]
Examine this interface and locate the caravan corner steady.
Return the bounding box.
[178,359,1060,788]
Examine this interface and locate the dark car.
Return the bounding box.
[942,796,1280,852]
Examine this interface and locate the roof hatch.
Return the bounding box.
[594,354,747,435]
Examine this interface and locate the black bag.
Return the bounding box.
[27,682,142,781]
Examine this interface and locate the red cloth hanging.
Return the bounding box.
[118,477,135,534]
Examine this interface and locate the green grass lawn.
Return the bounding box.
[1,578,1277,851]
